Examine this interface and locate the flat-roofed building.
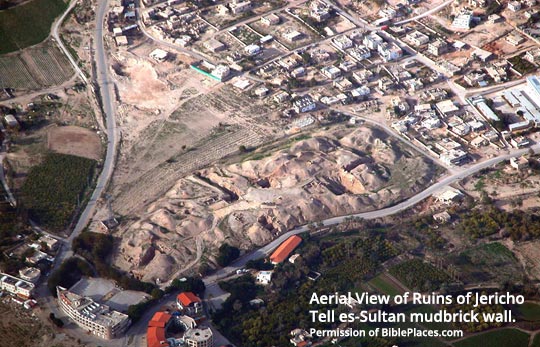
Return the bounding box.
[0,273,35,298]
[184,327,213,347]
[57,286,130,339]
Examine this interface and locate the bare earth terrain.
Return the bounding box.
[112,125,437,282]
[47,125,102,160]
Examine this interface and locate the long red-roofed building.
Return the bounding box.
[270,235,302,264]
[147,311,172,347]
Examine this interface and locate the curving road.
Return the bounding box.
[202,143,540,285]
[51,0,88,84]
[48,0,119,267]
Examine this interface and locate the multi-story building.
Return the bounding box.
[177,292,203,315]
[184,327,214,347]
[293,95,316,113]
[427,39,448,56]
[57,287,131,340]
[0,273,35,298]
[406,30,430,46]
[362,33,383,50]
[525,48,540,64]
[378,42,403,61]
[451,10,473,29]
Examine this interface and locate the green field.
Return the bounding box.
[20,153,95,232]
[531,333,540,347]
[0,0,68,54]
[516,302,540,321]
[389,259,451,292]
[368,273,403,296]
[452,328,530,347]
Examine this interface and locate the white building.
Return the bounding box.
[150,49,168,62]
[508,1,521,11]
[244,44,261,56]
[406,30,430,46]
[294,95,316,113]
[57,286,131,340]
[184,327,214,347]
[378,42,403,61]
[363,33,384,50]
[452,10,473,29]
[0,273,35,298]
[332,35,353,50]
[256,271,273,285]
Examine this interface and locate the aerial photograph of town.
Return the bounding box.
[4,0,540,345]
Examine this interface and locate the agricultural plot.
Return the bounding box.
[389,259,452,292]
[368,273,403,296]
[452,328,530,347]
[0,40,74,89]
[448,242,522,285]
[21,153,96,233]
[0,0,68,54]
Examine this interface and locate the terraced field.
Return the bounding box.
[113,126,269,215]
[0,40,73,89]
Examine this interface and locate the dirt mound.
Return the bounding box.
[112,126,437,282]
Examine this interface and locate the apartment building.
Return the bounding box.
[57,287,131,340]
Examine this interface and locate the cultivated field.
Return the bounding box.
[0,0,68,54]
[0,40,74,89]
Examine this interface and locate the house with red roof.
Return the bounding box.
[176,292,203,316]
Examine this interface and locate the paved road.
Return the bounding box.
[394,0,454,25]
[202,143,540,286]
[37,1,120,344]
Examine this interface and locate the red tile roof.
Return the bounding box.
[270,235,302,264]
[148,311,171,328]
[147,311,172,347]
[177,292,201,307]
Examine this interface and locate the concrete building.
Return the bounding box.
[184,327,213,347]
[150,49,169,62]
[230,0,251,14]
[406,30,430,46]
[283,30,303,42]
[57,287,130,339]
[525,48,540,64]
[321,65,341,79]
[256,271,273,285]
[510,156,529,170]
[0,273,35,298]
[363,33,384,50]
[451,10,473,30]
[506,32,525,46]
[4,114,19,128]
[332,35,353,50]
[378,42,403,61]
[427,39,448,56]
[261,13,280,25]
[293,95,316,113]
[508,1,521,11]
[18,267,41,283]
[204,39,226,52]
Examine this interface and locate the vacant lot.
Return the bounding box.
[21,152,96,232]
[47,125,102,160]
[0,0,67,54]
[0,40,74,89]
